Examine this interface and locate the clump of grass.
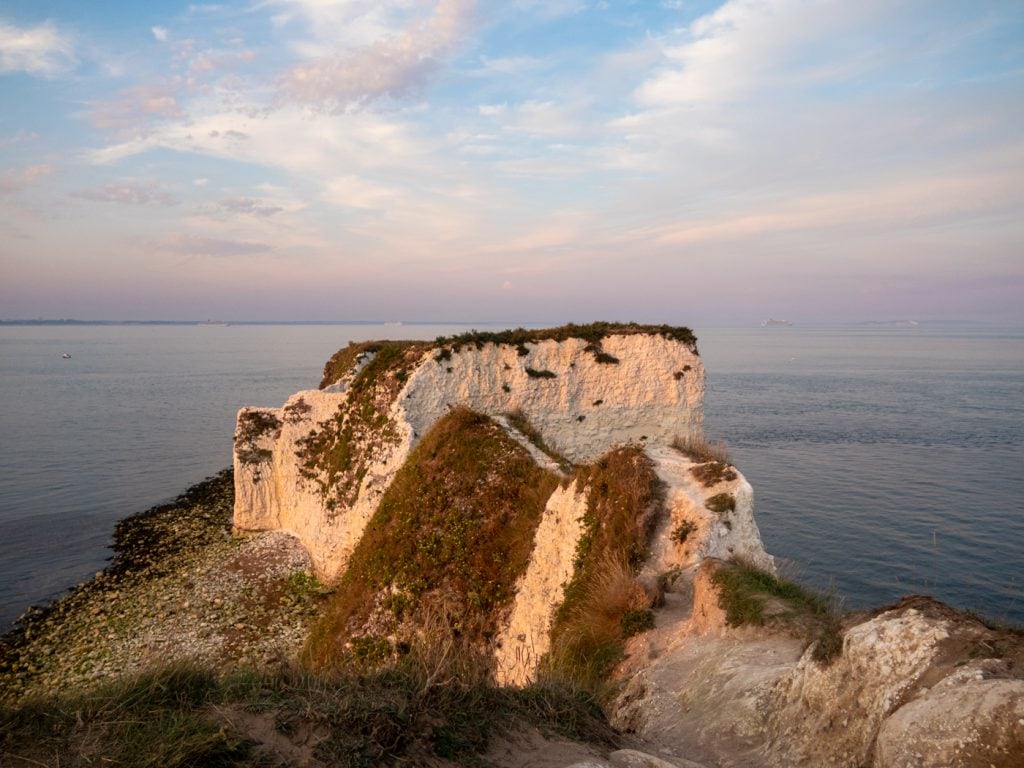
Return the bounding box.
[705,493,736,515]
[525,367,557,379]
[1,648,617,768]
[671,519,697,545]
[545,447,663,691]
[505,408,572,472]
[711,559,841,664]
[691,462,737,487]
[305,408,558,668]
[671,431,732,465]
[234,409,282,466]
[0,665,246,768]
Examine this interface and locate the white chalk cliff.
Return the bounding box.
[234,329,712,581]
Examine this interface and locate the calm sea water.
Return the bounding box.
[1,323,1021,629]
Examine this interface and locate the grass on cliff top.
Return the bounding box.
[434,321,698,355]
[319,339,430,390]
[1,649,616,768]
[305,407,559,668]
[712,559,842,664]
[544,446,664,691]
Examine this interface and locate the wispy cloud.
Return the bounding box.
[72,182,178,206]
[89,83,184,133]
[0,18,76,76]
[0,164,54,197]
[215,196,283,217]
[278,0,476,111]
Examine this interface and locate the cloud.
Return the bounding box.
[72,182,178,206]
[0,164,54,197]
[0,19,76,76]
[278,0,476,111]
[216,196,283,217]
[155,233,272,257]
[89,84,184,132]
[635,0,899,107]
[151,26,169,42]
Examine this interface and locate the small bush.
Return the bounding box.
[620,609,655,638]
[705,493,736,515]
[525,367,557,379]
[671,520,697,544]
[690,462,737,487]
[593,352,619,365]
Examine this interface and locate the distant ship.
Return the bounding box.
[61,352,71,359]
[761,318,793,327]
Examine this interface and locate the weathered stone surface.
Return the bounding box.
[874,674,1024,767]
[234,333,704,582]
[495,479,589,685]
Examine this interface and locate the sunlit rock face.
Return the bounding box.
[233,331,705,582]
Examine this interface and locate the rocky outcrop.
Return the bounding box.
[234,327,704,582]
[610,587,1024,768]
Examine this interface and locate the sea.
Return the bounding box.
[1,322,1022,630]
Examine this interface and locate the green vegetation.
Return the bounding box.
[305,408,558,668]
[505,408,572,472]
[711,559,842,664]
[545,447,663,691]
[297,342,427,512]
[434,322,698,354]
[282,396,312,424]
[234,410,282,466]
[525,367,557,378]
[705,492,736,515]
[671,519,697,545]
[620,609,655,638]
[1,653,615,768]
[691,462,737,487]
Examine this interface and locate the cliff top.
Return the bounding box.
[318,321,698,389]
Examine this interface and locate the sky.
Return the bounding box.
[0,0,1022,324]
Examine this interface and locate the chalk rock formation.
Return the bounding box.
[610,586,1024,768]
[234,327,704,581]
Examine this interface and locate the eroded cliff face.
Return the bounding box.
[234,330,704,582]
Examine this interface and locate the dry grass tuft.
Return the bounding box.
[671,430,732,465]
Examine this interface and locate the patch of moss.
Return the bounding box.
[305,409,558,668]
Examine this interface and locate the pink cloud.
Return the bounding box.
[278,0,476,111]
